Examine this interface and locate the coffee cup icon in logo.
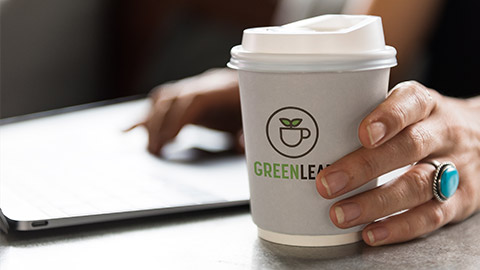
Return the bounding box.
[266,107,319,159]
[279,118,311,147]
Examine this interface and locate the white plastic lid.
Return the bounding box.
[228,14,397,72]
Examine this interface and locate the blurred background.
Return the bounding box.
[5,0,475,119]
[0,0,346,118]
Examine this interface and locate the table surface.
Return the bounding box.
[1,206,479,270]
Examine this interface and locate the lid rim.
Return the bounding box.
[228,45,397,73]
[228,58,397,73]
[231,45,397,58]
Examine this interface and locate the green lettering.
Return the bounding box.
[281,164,288,179]
[264,162,272,177]
[254,161,262,176]
[273,163,280,178]
[290,164,299,179]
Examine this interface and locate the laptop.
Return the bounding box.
[0,98,249,232]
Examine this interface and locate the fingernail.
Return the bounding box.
[322,171,349,196]
[334,203,361,224]
[334,206,344,224]
[320,177,331,196]
[367,227,389,245]
[367,122,386,146]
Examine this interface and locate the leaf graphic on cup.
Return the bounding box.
[291,118,302,127]
[280,118,291,127]
[279,118,310,147]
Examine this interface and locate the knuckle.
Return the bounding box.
[357,153,380,179]
[389,81,432,125]
[392,80,422,97]
[430,206,446,228]
[388,102,409,129]
[400,213,427,238]
[402,217,417,237]
[409,84,431,117]
[406,168,432,203]
[391,80,414,91]
[375,191,391,214]
[397,214,421,239]
[403,126,431,159]
[402,80,425,94]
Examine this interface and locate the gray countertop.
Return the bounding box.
[0,206,479,269]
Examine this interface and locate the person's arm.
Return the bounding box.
[344,0,446,85]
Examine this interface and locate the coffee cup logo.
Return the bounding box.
[279,118,311,147]
[266,107,318,158]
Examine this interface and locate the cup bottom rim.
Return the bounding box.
[258,228,362,247]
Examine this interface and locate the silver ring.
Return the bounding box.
[427,161,459,202]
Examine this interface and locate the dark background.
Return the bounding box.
[0,0,278,118]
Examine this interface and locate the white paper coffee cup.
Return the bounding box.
[228,15,397,247]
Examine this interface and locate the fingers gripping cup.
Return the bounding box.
[228,15,397,246]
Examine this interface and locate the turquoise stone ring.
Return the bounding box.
[430,161,459,202]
